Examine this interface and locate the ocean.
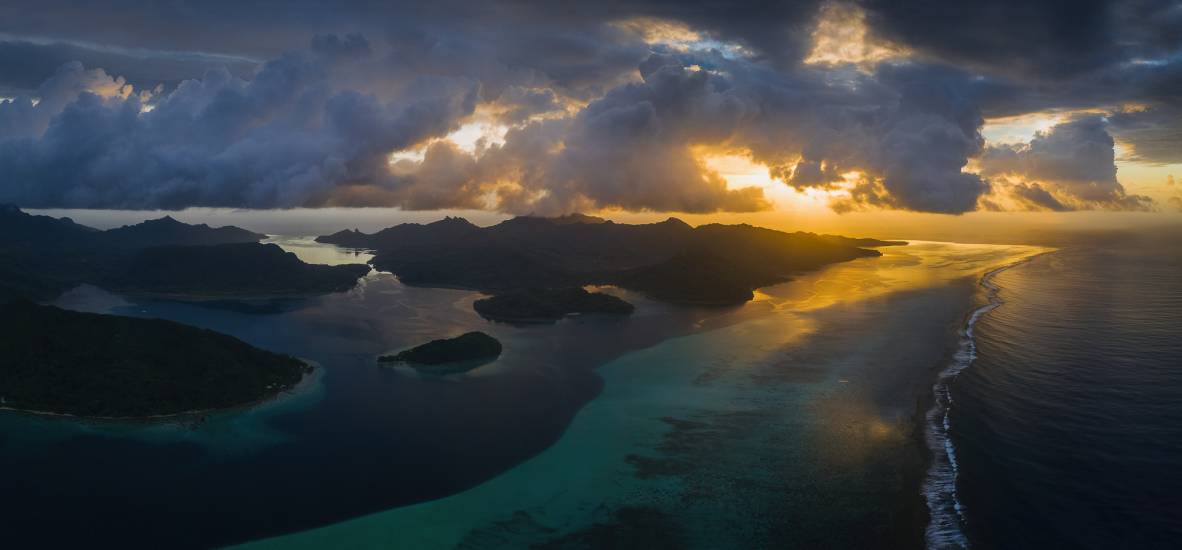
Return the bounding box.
[4,227,1175,549]
[227,240,1039,549]
[936,237,1182,549]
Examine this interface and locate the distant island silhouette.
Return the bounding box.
[99,215,266,249]
[0,205,369,301]
[0,301,311,418]
[0,205,903,419]
[318,213,904,306]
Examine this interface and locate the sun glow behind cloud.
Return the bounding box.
[388,119,510,165]
[612,16,753,59]
[804,2,904,68]
[982,113,1070,145]
[698,151,844,213]
[2,2,1175,223]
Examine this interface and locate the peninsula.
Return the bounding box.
[0,301,311,418]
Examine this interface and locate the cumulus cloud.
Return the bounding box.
[0,38,257,98]
[0,47,478,208]
[0,0,1178,214]
[0,61,139,139]
[0,42,1013,214]
[980,116,1153,210]
[380,61,771,214]
[382,52,992,214]
[724,59,990,213]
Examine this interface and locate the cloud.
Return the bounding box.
[0,41,996,214]
[0,0,1178,215]
[385,53,991,214]
[381,61,772,214]
[861,0,1182,80]
[0,61,139,139]
[493,86,565,124]
[1107,104,1182,164]
[980,116,1153,210]
[1010,182,1070,211]
[309,33,372,60]
[0,45,478,208]
[727,59,990,213]
[0,38,257,97]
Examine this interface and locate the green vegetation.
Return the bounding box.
[379,332,502,367]
[0,301,310,418]
[474,287,634,323]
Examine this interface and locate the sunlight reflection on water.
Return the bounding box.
[237,240,1048,550]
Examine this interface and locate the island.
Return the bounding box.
[102,242,371,298]
[317,214,904,306]
[97,215,265,248]
[378,331,502,371]
[0,301,311,418]
[0,205,373,303]
[473,287,635,323]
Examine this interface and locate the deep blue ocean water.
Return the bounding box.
[948,239,1182,549]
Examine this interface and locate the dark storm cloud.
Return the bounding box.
[1010,183,1070,212]
[0,48,478,208]
[724,60,990,213]
[981,116,1153,210]
[0,0,1178,213]
[0,0,819,99]
[860,0,1182,80]
[384,53,990,214]
[1108,104,1182,164]
[0,1,825,68]
[0,38,257,96]
[858,0,1182,172]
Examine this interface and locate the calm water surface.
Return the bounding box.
[0,238,1039,548]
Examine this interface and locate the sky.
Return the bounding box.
[1,0,1181,236]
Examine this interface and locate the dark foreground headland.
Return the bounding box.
[318,213,903,306]
[378,331,503,370]
[0,301,311,418]
[474,287,635,323]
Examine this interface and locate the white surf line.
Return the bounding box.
[921,252,1050,550]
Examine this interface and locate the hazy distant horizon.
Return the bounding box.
[26,206,1182,246]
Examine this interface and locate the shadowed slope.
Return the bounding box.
[0,301,310,417]
[319,214,900,305]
